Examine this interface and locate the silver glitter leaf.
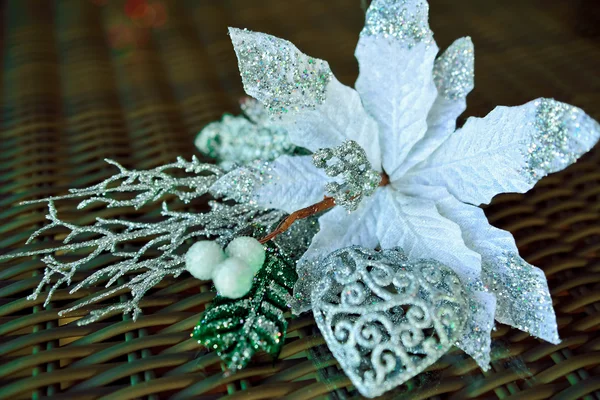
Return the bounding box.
[209,160,270,204]
[526,98,600,181]
[312,246,468,398]
[229,27,382,169]
[313,140,380,211]
[355,0,438,181]
[458,290,495,369]
[361,0,434,46]
[0,159,283,325]
[487,252,559,343]
[406,98,600,205]
[229,27,332,117]
[195,98,298,170]
[433,37,474,100]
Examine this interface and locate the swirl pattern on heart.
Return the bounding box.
[312,246,468,398]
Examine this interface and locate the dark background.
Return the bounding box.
[0,0,599,399]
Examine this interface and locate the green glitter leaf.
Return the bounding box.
[192,245,298,370]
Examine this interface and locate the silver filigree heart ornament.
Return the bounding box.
[311,246,468,398]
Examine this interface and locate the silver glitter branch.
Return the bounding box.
[22,156,223,211]
[1,158,284,325]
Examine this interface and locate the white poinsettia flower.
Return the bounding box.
[220,0,600,370]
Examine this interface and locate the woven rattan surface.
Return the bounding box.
[1,0,599,399]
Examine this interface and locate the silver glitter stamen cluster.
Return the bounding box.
[484,252,559,344]
[195,98,298,170]
[229,28,332,117]
[313,140,381,211]
[361,0,433,48]
[0,158,283,325]
[525,98,600,181]
[312,246,467,398]
[433,37,474,100]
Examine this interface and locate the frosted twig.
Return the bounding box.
[0,158,284,325]
[22,156,222,209]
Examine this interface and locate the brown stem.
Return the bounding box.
[379,171,390,187]
[259,196,336,244]
[259,171,390,244]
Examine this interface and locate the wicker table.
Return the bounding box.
[1,0,599,399]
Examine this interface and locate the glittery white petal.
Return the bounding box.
[383,185,495,369]
[301,190,385,263]
[397,37,474,176]
[487,253,559,344]
[209,161,268,204]
[288,79,383,170]
[432,37,475,101]
[229,28,381,169]
[457,289,495,370]
[525,99,600,181]
[376,188,481,286]
[210,155,328,213]
[403,184,559,345]
[292,191,386,313]
[355,0,438,180]
[405,98,600,205]
[254,155,329,213]
[228,27,331,116]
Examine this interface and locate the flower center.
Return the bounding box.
[259,170,390,244]
[379,170,390,187]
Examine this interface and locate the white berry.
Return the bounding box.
[212,257,254,299]
[184,241,226,280]
[225,236,266,274]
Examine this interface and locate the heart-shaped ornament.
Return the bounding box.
[312,246,468,398]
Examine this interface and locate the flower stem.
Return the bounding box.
[259,171,390,244]
[259,196,335,244]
